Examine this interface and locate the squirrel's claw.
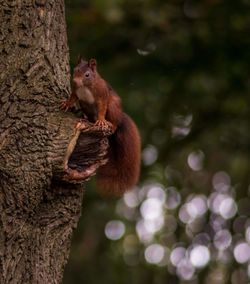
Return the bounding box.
[60,100,71,111]
[95,119,110,130]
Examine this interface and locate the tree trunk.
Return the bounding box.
[0,1,108,283]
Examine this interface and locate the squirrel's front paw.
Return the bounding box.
[94,119,110,130]
[60,100,71,111]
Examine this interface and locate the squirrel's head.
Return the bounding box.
[73,58,97,87]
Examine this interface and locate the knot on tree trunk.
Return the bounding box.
[52,116,113,184]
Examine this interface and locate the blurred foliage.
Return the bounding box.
[63,0,250,283]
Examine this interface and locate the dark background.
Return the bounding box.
[63,0,250,283]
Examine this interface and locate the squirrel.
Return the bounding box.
[61,58,141,196]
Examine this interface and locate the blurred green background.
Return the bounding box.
[63,0,250,283]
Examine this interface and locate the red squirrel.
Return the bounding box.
[61,58,141,195]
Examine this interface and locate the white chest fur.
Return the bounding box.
[76,87,95,104]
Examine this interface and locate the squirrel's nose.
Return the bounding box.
[73,75,83,87]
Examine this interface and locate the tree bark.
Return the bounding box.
[0,1,108,283]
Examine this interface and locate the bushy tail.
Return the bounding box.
[97,113,141,196]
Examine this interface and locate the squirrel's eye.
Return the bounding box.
[85,71,90,78]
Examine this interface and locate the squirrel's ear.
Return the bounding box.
[89,58,97,71]
[76,54,82,64]
[76,55,87,64]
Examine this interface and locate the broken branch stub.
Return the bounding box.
[62,119,113,183]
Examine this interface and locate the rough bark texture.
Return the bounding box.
[0,1,108,283]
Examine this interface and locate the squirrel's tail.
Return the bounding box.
[97,113,141,196]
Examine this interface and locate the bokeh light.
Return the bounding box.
[219,197,237,219]
[189,245,210,268]
[170,247,186,267]
[105,220,125,241]
[245,227,250,243]
[124,189,140,208]
[187,150,205,171]
[165,187,181,210]
[144,244,165,265]
[176,258,195,280]
[212,171,231,192]
[147,185,166,203]
[111,175,249,282]
[233,242,250,264]
[142,145,158,166]
[140,198,163,220]
[214,229,232,250]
